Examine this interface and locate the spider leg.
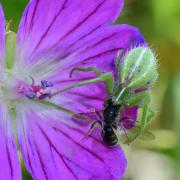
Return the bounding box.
[70,67,103,78]
[114,49,123,78]
[127,91,153,142]
[51,72,114,97]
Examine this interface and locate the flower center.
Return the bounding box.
[0,69,53,104]
[18,78,53,100]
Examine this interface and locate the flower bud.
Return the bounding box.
[119,46,158,89]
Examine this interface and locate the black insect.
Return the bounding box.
[83,96,154,146]
[101,98,121,146]
[86,97,121,146]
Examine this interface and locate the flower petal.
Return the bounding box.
[0,4,5,71]
[121,106,138,129]
[48,25,144,141]
[48,25,145,118]
[48,25,145,83]
[18,109,126,179]
[0,106,21,180]
[16,0,124,64]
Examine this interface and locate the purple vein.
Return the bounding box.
[67,91,104,102]
[6,142,13,179]
[58,33,121,71]
[36,123,78,179]
[52,0,106,46]
[21,120,35,176]
[29,0,106,63]
[36,0,106,60]
[28,0,40,34]
[53,126,104,162]
[32,0,68,54]
[32,137,49,180]
[63,47,120,71]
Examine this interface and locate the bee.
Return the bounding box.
[52,46,158,145]
[89,97,121,146]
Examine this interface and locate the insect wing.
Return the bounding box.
[119,126,139,144]
[139,130,155,141]
[129,123,155,141]
[117,125,155,144]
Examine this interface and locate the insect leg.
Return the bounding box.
[82,120,103,140]
[95,110,103,120]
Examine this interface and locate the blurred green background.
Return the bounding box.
[1,0,180,179]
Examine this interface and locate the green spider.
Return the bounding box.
[52,46,158,143]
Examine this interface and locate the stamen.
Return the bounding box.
[41,80,53,89]
[26,91,36,99]
[18,78,53,100]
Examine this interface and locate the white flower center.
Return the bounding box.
[0,67,53,107]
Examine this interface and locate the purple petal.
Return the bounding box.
[48,25,144,146]
[0,5,5,70]
[15,1,146,178]
[49,25,145,86]
[16,0,123,63]
[0,107,21,180]
[120,106,138,129]
[52,83,106,114]
[18,110,126,179]
[49,25,145,116]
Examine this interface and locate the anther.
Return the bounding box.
[41,80,53,89]
[26,91,36,99]
[19,79,53,100]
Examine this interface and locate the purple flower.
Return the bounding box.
[0,0,145,179]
